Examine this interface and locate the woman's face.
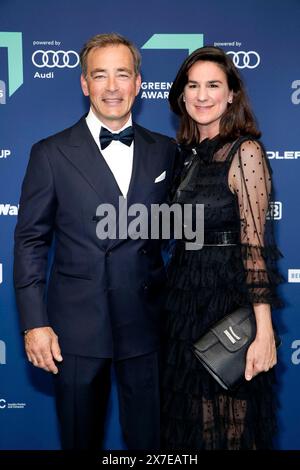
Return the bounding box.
[183,60,233,139]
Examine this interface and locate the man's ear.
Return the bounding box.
[80,74,89,97]
[135,73,142,96]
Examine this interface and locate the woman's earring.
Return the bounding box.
[183,96,186,102]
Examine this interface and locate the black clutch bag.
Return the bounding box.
[192,306,281,391]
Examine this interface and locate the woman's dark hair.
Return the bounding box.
[169,46,261,145]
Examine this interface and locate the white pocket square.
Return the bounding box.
[154,171,166,183]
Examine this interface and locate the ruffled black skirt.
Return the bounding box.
[161,241,282,450]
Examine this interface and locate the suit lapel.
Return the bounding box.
[126,123,155,206]
[58,116,122,206]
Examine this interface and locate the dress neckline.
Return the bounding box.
[192,135,223,164]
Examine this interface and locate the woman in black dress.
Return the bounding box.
[161,47,283,450]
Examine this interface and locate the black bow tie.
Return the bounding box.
[100,126,134,150]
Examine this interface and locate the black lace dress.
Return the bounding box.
[161,136,283,450]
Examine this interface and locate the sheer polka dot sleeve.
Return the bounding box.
[229,140,283,307]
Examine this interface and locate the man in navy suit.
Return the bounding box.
[14,33,176,450]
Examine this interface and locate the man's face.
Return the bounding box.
[81,44,141,131]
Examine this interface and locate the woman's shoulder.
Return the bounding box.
[238,137,263,150]
[229,135,265,161]
[229,135,273,176]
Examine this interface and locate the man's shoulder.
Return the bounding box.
[32,115,86,150]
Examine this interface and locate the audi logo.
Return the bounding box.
[226,51,260,69]
[32,50,80,68]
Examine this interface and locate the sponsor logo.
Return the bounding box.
[0,399,27,410]
[32,50,80,68]
[0,204,19,215]
[0,340,6,365]
[291,340,300,365]
[226,51,260,69]
[0,149,11,159]
[140,81,172,99]
[291,80,300,104]
[0,32,23,103]
[267,151,300,160]
[267,201,282,220]
[34,72,54,79]
[288,269,300,283]
[142,34,204,55]
[140,35,204,101]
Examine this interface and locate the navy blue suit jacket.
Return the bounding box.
[14,116,177,359]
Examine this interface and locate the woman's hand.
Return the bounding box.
[245,331,277,381]
[244,303,277,381]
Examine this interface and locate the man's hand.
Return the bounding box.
[24,326,63,374]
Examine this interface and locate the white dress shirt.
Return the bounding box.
[86,108,134,197]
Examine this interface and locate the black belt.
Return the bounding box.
[204,231,239,246]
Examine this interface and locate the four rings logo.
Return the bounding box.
[226,51,260,69]
[32,50,80,68]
